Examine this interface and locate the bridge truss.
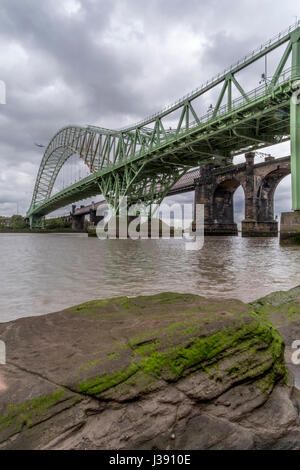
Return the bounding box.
[27,23,300,228]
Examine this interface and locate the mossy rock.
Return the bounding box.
[253,286,300,307]
[0,291,295,450]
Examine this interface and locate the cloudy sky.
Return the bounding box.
[0,0,297,219]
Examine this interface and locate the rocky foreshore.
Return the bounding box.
[1,288,300,450]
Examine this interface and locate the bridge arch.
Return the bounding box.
[28,121,192,228]
[30,126,91,210]
[257,167,290,222]
[213,177,244,226]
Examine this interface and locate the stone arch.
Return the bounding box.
[257,167,290,222]
[213,178,243,225]
[274,174,292,217]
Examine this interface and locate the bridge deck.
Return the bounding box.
[27,23,300,225]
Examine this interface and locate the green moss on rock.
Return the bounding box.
[0,388,66,433]
[78,363,139,395]
[253,286,300,307]
[77,310,286,400]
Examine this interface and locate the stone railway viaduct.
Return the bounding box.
[69,153,290,237]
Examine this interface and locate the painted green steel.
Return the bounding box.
[291,30,300,210]
[27,23,300,227]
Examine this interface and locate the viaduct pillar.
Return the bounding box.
[89,201,105,226]
[90,209,104,226]
[194,163,238,236]
[242,153,278,237]
[281,30,300,243]
[71,205,85,231]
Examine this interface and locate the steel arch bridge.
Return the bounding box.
[27,23,300,228]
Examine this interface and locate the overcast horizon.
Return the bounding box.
[0,0,297,219]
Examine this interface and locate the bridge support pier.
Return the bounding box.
[71,214,85,231]
[71,205,85,231]
[29,215,45,230]
[203,222,238,236]
[241,152,278,237]
[89,209,104,226]
[194,164,238,236]
[280,212,300,244]
[242,220,278,237]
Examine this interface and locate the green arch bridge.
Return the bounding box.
[27,23,300,229]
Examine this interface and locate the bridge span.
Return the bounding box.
[26,23,300,240]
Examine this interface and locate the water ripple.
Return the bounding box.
[0,233,299,322]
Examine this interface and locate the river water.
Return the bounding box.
[0,233,300,323]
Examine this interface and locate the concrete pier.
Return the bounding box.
[280,212,300,244]
[71,205,85,231]
[242,220,278,237]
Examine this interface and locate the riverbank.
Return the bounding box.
[0,287,300,450]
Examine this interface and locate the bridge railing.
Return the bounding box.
[175,67,292,136]
[58,65,292,177]
[86,64,291,172]
[113,22,299,132]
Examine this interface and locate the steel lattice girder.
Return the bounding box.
[27,23,300,222]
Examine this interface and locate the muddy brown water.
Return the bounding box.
[0,233,300,322]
